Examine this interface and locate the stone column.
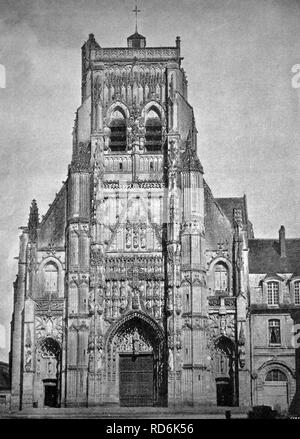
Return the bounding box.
[11,230,28,409]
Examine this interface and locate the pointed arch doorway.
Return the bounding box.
[106,312,167,407]
[36,337,61,408]
[214,336,236,406]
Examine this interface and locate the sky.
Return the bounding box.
[0,0,300,361]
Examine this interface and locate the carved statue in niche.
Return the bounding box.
[220,316,226,335]
[25,348,32,372]
[167,287,173,314]
[97,286,104,315]
[132,288,139,310]
[120,296,127,313]
[133,225,139,249]
[111,281,119,318]
[88,290,95,315]
[96,335,103,371]
[140,225,146,249]
[103,125,111,151]
[97,348,103,370]
[176,348,183,370]
[139,283,145,301]
[93,77,102,102]
[175,289,182,315]
[153,297,160,319]
[93,139,104,178]
[127,121,133,151]
[112,281,118,298]
[105,281,111,298]
[145,300,151,311]
[138,117,146,142]
[153,281,160,299]
[88,350,95,373]
[168,348,174,371]
[175,329,182,351]
[25,325,32,348]
[125,222,132,248]
[88,330,95,353]
[119,281,126,313]
[146,280,152,299]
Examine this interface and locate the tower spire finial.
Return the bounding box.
[132,0,141,33]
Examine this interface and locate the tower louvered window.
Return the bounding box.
[145,109,162,152]
[110,110,127,152]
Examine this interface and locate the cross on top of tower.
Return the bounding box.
[127,1,146,48]
[132,1,141,33]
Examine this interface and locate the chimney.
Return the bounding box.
[279,225,286,258]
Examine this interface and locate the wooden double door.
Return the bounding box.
[119,353,154,407]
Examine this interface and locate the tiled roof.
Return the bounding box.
[127,32,146,40]
[215,196,254,237]
[248,238,300,274]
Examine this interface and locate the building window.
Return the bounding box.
[109,109,127,152]
[295,281,300,305]
[44,262,58,295]
[265,369,287,382]
[145,109,162,152]
[267,281,279,305]
[268,319,281,345]
[214,262,229,293]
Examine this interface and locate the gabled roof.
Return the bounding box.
[248,238,300,274]
[215,197,246,224]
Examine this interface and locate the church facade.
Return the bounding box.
[9,31,300,411]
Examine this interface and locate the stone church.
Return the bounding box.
[9,29,300,412]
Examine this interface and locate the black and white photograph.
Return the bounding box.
[0,0,300,425]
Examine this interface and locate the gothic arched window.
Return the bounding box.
[145,109,162,152]
[214,262,229,293]
[109,109,127,152]
[43,262,59,296]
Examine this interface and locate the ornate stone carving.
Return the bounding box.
[117,327,152,353]
[71,141,91,172]
[35,298,64,316]
[97,47,177,61]
[35,316,63,344]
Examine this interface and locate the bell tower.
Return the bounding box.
[11,14,247,410]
